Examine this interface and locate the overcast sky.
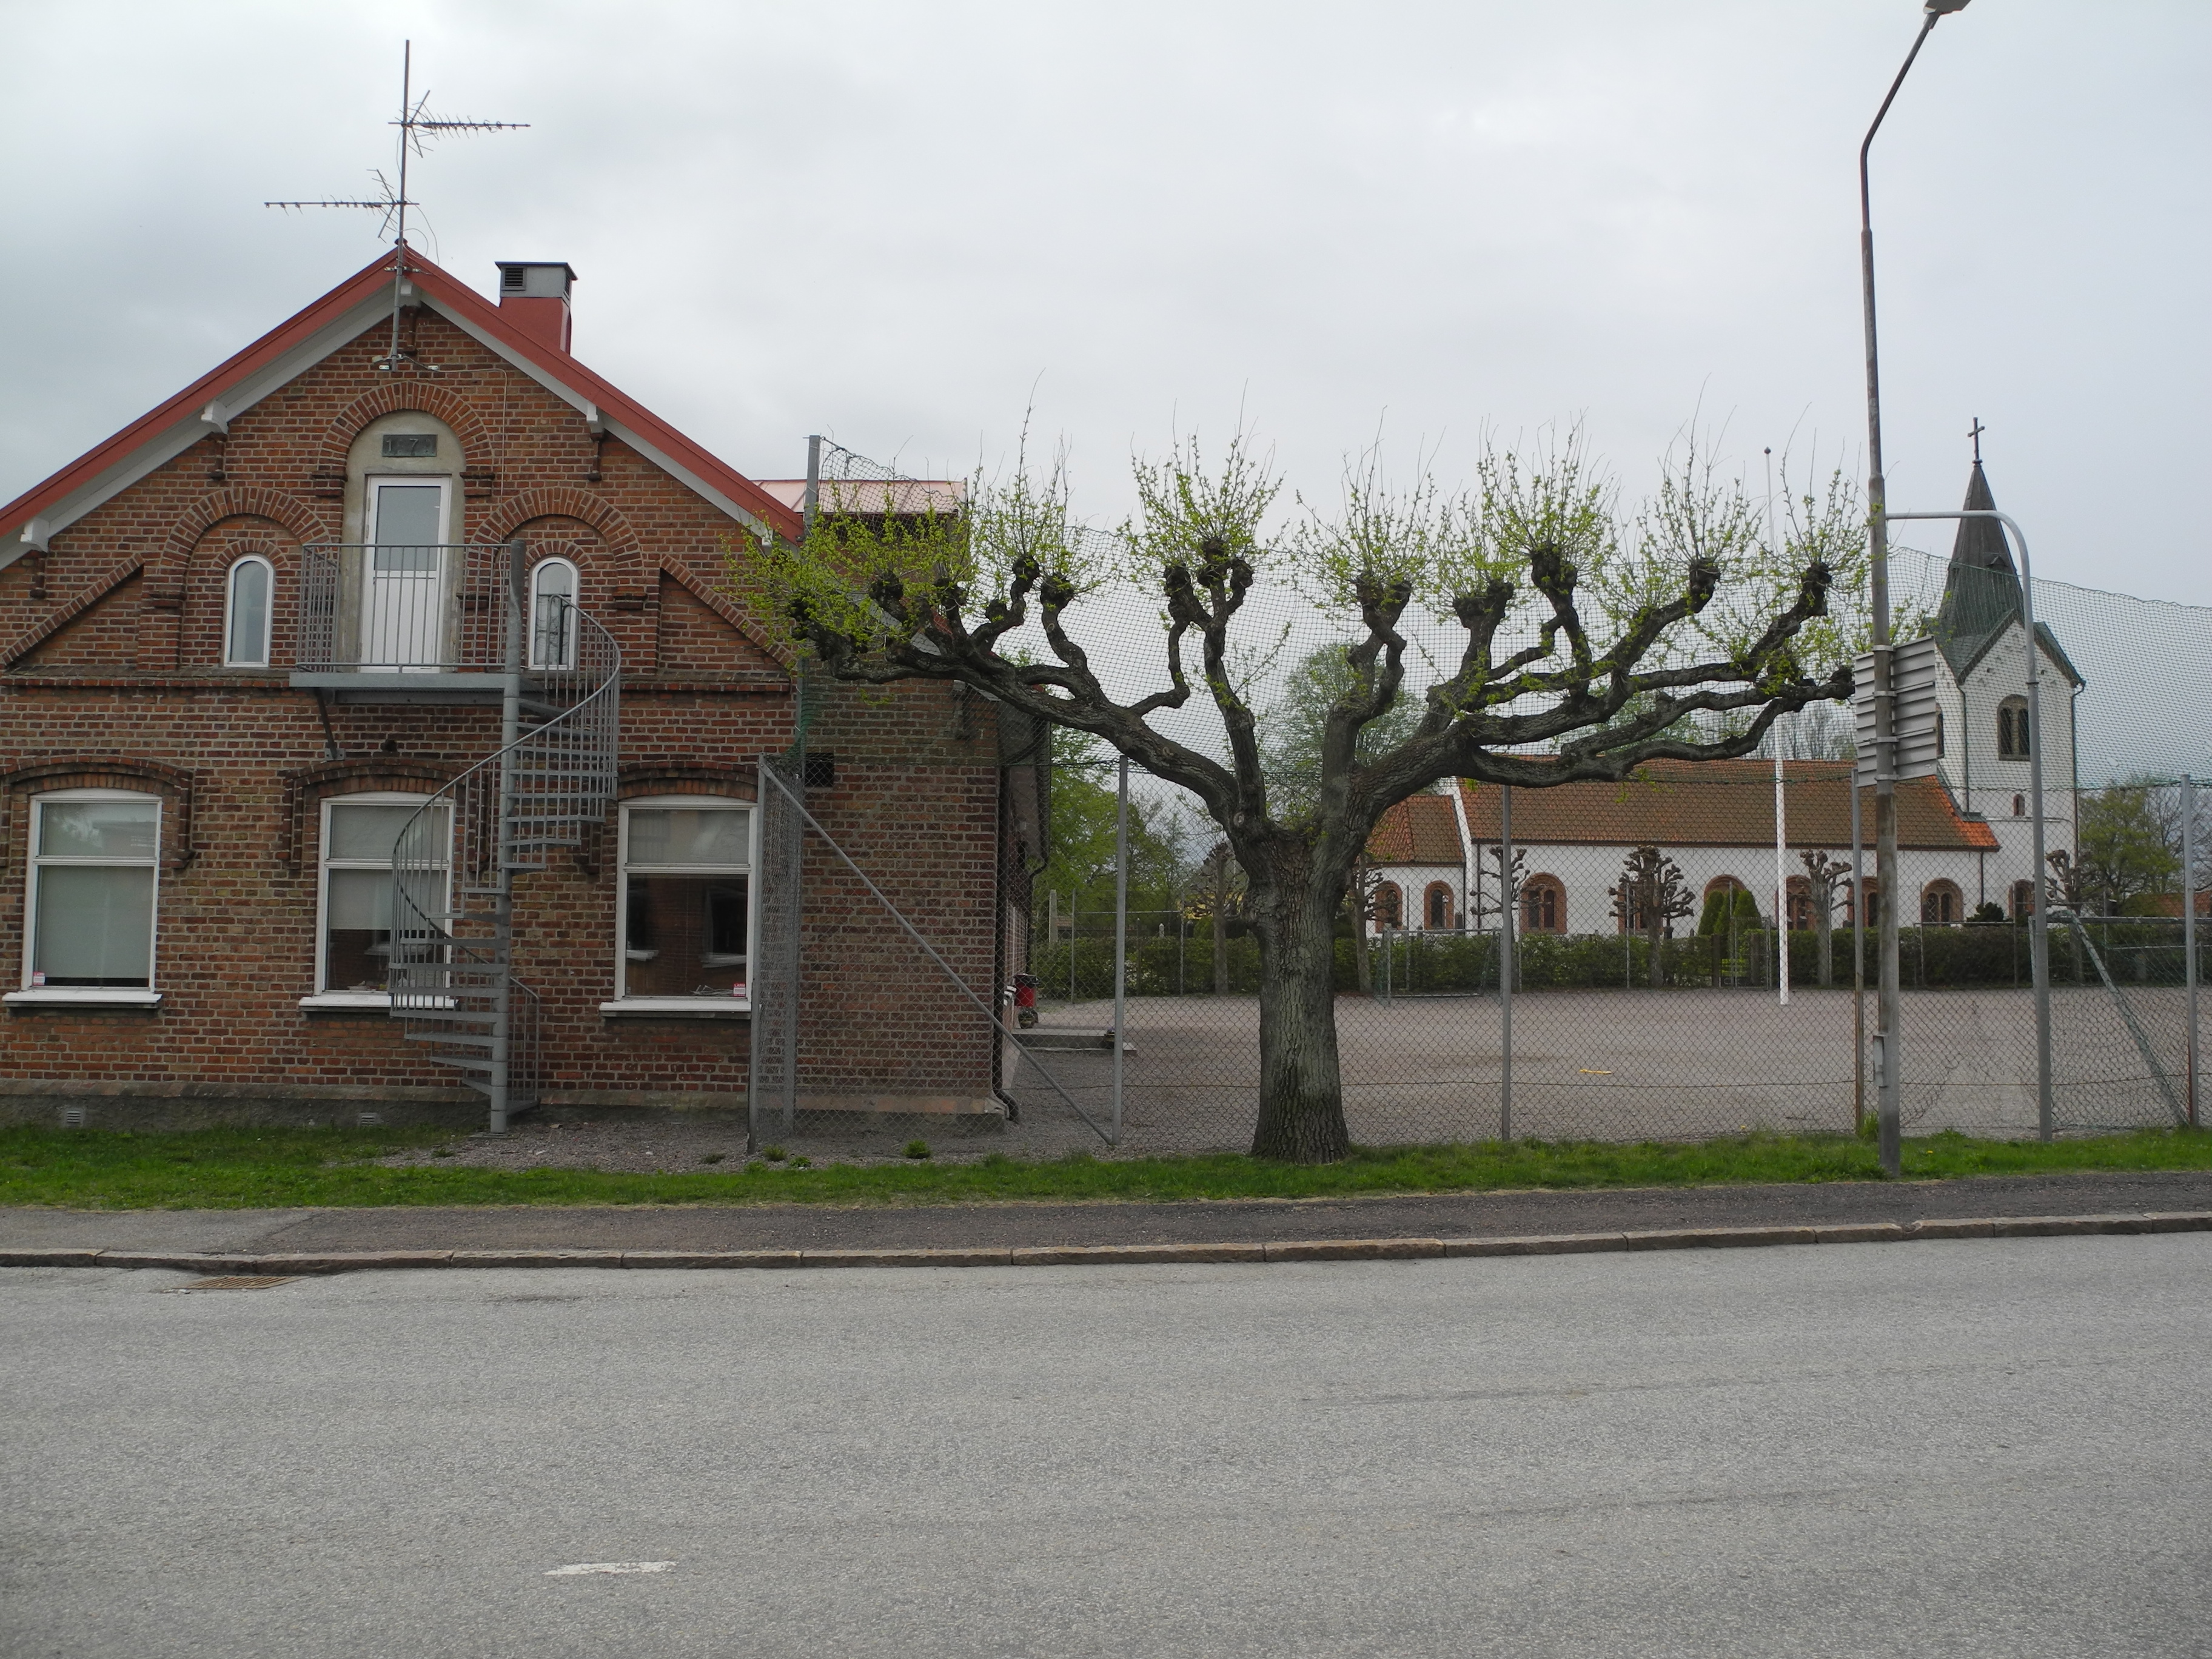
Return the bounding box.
[3,0,2206,609]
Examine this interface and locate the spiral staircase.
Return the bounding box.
[375,543,620,1133]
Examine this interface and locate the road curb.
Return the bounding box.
[4,1211,2208,1275]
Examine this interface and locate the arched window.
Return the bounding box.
[1520,876,1563,935]
[1921,880,1963,927]
[2009,879,2036,919]
[1424,882,1455,931]
[2013,793,2025,817]
[223,555,273,668]
[1997,696,2031,760]
[529,557,579,669]
[1372,882,1403,930]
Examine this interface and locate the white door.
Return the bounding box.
[364,479,449,669]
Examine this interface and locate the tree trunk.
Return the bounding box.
[1248,872,1351,1164]
[1647,918,1665,989]
[1816,907,1834,988]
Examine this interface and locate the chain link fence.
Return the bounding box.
[786,443,2205,1155]
[995,548,2209,1153]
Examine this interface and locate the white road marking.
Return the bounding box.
[546,1561,675,1576]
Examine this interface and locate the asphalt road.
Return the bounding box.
[5,1235,2208,1657]
[7,1169,2211,1255]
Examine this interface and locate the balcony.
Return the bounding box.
[292,542,555,706]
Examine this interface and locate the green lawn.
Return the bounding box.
[1,1124,2207,1210]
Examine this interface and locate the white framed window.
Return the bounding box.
[10,791,162,1007]
[529,557,578,669]
[224,555,273,668]
[309,794,450,1005]
[606,797,754,1016]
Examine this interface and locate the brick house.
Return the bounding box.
[0,249,1039,1127]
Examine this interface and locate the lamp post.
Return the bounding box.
[1859,0,1970,1178]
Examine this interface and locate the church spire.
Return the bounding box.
[1932,417,2023,675]
[1947,418,2014,574]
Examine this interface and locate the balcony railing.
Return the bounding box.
[297,542,520,675]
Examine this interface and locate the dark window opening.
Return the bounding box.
[706,884,747,958]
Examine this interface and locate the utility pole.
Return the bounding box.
[1859,0,1971,1176]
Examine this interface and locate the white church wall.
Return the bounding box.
[1381,841,2000,937]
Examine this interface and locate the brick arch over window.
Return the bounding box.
[179,520,296,669]
[278,758,455,877]
[616,763,758,804]
[142,491,326,669]
[2,757,199,874]
[151,489,325,593]
[483,491,646,589]
[318,384,494,478]
[1920,879,1963,927]
[1423,880,1456,930]
[1520,874,1564,934]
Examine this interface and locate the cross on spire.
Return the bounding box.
[1968,417,1985,466]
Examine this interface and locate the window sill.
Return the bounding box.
[600,998,751,1019]
[5,988,164,1009]
[299,992,392,1011]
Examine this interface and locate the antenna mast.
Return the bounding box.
[266,40,526,372]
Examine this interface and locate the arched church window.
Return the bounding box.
[1424,882,1454,931]
[1920,880,1963,927]
[1520,876,1563,935]
[1997,697,2030,760]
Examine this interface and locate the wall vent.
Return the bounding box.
[501,267,526,292]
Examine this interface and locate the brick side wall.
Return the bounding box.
[1,306,1002,1108]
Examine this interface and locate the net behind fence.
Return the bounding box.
[800,444,2207,1156]
[1004,771,2207,1153]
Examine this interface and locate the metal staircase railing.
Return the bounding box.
[387,541,621,1132]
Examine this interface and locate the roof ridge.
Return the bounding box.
[2,249,802,558]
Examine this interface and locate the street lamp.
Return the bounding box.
[1858,0,1969,1178]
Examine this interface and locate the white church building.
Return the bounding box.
[1368,455,2081,936]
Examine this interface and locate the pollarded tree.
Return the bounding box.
[766,428,1868,1162]
[1610,845,1694,988]
[1188,839,1245,994]
[1799,848,1851,988]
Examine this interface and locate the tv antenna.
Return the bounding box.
[266,40,526,372]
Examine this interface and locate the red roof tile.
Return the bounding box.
[1369,760,1996,862]
[1,247,802,551]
